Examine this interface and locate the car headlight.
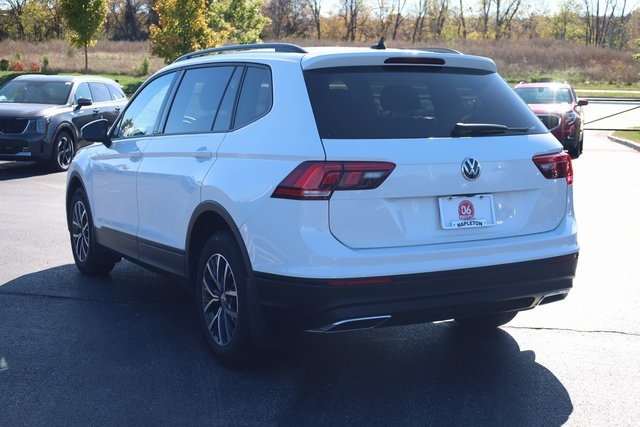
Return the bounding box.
[564,111,577,126]
[28,118,48,134]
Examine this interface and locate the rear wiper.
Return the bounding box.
[451,123,531,137]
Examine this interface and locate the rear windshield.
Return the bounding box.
[304,66,547,139]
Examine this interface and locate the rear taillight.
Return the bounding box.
[272,161,396,200]
[533,152,573,185]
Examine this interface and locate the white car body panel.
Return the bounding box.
[200,61,325,236]
[301,49,497,72]
[88,138,151,240]
[324,134,568,248]
[243,189,577,278]
[136,133,221,251]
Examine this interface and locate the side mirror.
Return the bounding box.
[74,97,93,111]
[577,99,589,106]
[82,119,112,148]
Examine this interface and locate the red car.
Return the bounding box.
[514,82,588,158]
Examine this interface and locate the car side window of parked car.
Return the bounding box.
[49,82,73,105]
[233,66,272,129]
[113,72,175,139]
[107,84,125,101]
[164,66,235,134]
[88,82,112,103]
[74,82,92,103]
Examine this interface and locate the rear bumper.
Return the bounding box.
[251,253,578,333]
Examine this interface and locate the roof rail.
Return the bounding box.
[410,47,462,54]
[174,43,307,63]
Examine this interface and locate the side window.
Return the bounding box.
[107,84,125,100]
[212,67,243,132]
[164,66,234,134]
[114,72,175,138]
[233,66,272,129]
[74,82,92,103]
[88,82,112,103]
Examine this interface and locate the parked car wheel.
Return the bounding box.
[69,188,118,275]
[454,311,518,329]
[579,135,584,156]
[51,130,75,172]
[196,232,252,366]
[568,137,581,159]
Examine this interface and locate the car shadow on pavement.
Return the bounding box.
[0,262,572,426]
[267,325,573,426]
[0,161,58,180]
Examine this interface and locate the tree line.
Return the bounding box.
[1,0,639,64]
[267,0,638,50]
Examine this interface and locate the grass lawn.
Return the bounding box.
[612,130,640,143]
[575,89,640,98]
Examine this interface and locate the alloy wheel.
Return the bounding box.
[201,253,239,346]
[71,200,90,263]
[56,134,73,169]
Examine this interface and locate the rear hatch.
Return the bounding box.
[302,51,569,249]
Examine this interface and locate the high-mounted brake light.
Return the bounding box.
[384,57,445,65]
[272,161,396,200]
[533,153,573,185]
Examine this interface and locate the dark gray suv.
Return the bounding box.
[0,74,126,171]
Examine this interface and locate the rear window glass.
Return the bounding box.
[304,66,547,139]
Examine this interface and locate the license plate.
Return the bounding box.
[438,194,496,229]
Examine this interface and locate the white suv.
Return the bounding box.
[66,42,578,365]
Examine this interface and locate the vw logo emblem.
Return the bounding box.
[461,158,481,181]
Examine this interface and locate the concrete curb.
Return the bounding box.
[607,133,640,152]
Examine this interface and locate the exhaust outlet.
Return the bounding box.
[539,290,569,305]
[307,315,391,333]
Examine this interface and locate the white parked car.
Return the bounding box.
[66,41,578,365]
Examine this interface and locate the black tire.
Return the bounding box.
[568,134,581,159]
[454,311,518,330]
[579,134,584,156]
[69,188,118,275]
[50,130,75,172]
[196,232,252,366]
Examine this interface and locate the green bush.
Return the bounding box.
[41,56,49,72]
[0,59,9,71]
[136,56,149,77]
